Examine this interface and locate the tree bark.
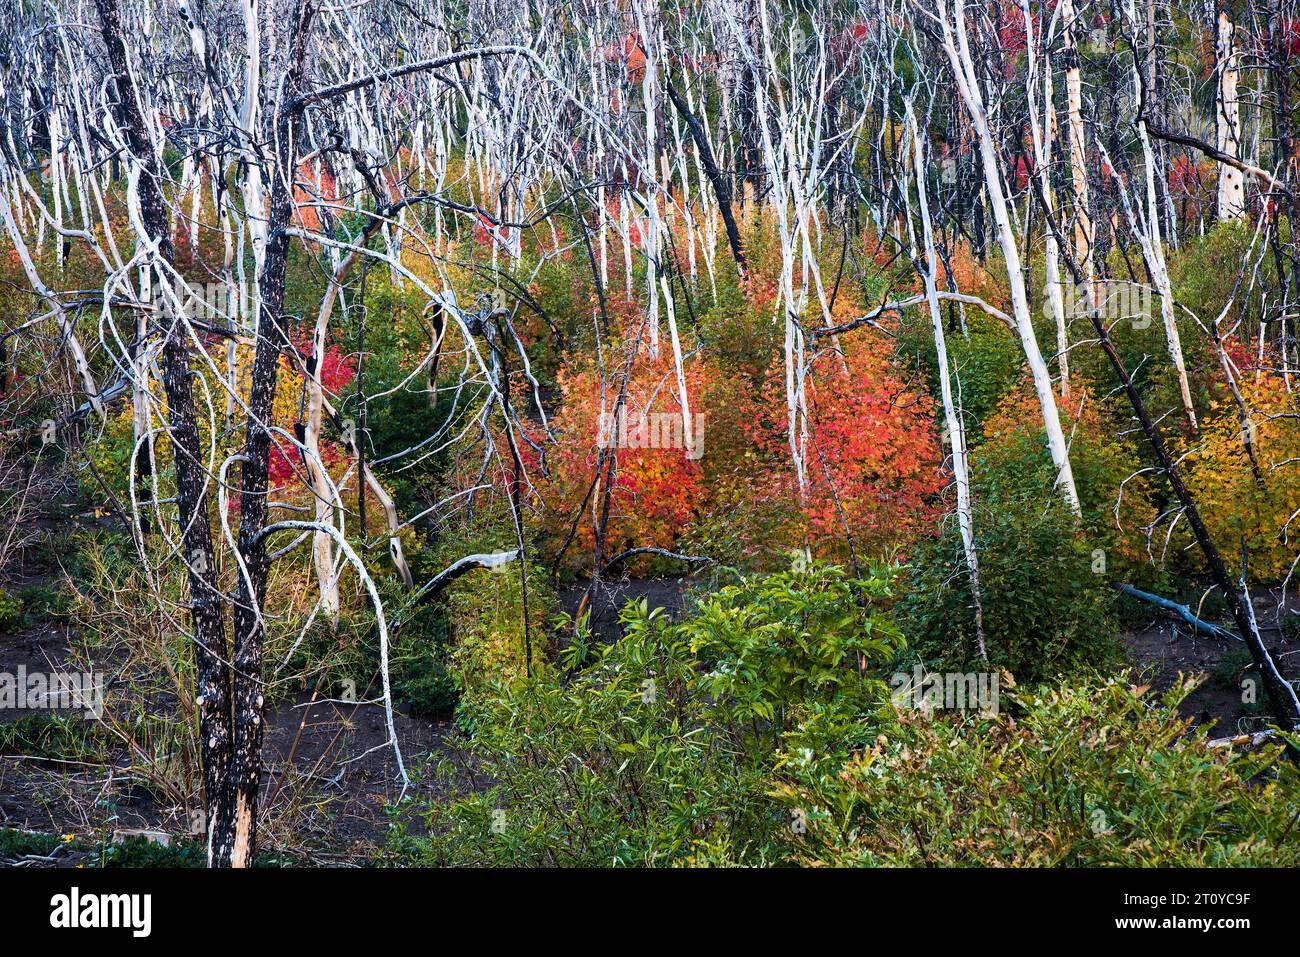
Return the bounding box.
[1216,8,1246,220]
[663,75,748,277]
[937,0,1082,515]
[227,0,319,868]
[94,0,235,863]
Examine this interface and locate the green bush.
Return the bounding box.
[773,676,1300,866]
[17,583,74,623]
[387,563,904,866]
[272,581,458,718]
[429,523,558,700]
[899,496,1121,682]
[387,600,457,719]
[387,563,1292,868]
[1169,220,1259,336]
[0,589,24,631]
[100,835,205,868]
[97,835,297,867]
[680,562,903,748]
[0,828,65,859]
[896,308,1024,437]
[0,714,104,760]
[340,276,455,514]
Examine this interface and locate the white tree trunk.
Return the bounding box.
[1060,0,1095,307]
[937,0,1082,514]
[908,104,986,660]
[1216,9,1245,221]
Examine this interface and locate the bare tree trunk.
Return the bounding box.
[908,103,986,660]
[1119,0,1198,431]
[1031,179,1300,732]
[227,0,319,869]
[1216,8,1246,221]
[93,0,235,865]
[1061,0,1095,306]
[937,0,1082,515]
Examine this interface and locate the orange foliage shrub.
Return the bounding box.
[943,241,1009,313]
[977,377,1156,569]
[537,327,716,573]
[292,159,343,233]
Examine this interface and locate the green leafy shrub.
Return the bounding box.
[0,714,104,760]
[387,563,904,866]
[389,563,1290,868]
[340,276,455,513]
[898,379,1141,680]
[681,562,904,748]
[772,676,1300,866]
[896,309,1023,437]
[429,523,558,700]
[100,835,205,868]
[18,583,74,623]
[0,828,65,859]
[0,589,24,631]
[387,601,457,718]
[389,608,771,866]
[899,495,1121,682]
[975,380,1158,577]
[1169,220,1258,337]
[271,580,459,718]
[95,835,299,867]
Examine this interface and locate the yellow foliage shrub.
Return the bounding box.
[1186,375,1300,581]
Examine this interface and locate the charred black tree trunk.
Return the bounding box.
[662,75,748,277]
[1088,315,1300,730]
[1031,179,1300,733]
[226,0,318,868]
[94,0,235,862]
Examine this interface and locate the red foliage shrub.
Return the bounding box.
[538,327,714,571]
[473,211,511,248]
[742,330,943,557]
[267,339,357,490]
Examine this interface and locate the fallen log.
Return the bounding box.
[1115,583,1240,641]
[1207,730,1280,750]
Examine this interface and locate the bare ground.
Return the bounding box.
[1119,587,1300,735]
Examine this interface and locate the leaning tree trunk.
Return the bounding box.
[1030,175,1300,732]
[663,74,748,278]
[938,0,1082,515]
[908,105,987,660]
[1120,2,1199,432]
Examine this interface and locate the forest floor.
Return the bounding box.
[1121,594,1298,737]
[0,483,468,865]
[1,500,1297,866]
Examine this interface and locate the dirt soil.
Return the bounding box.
[1119,587,1300,736]
[558,575,692,642]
